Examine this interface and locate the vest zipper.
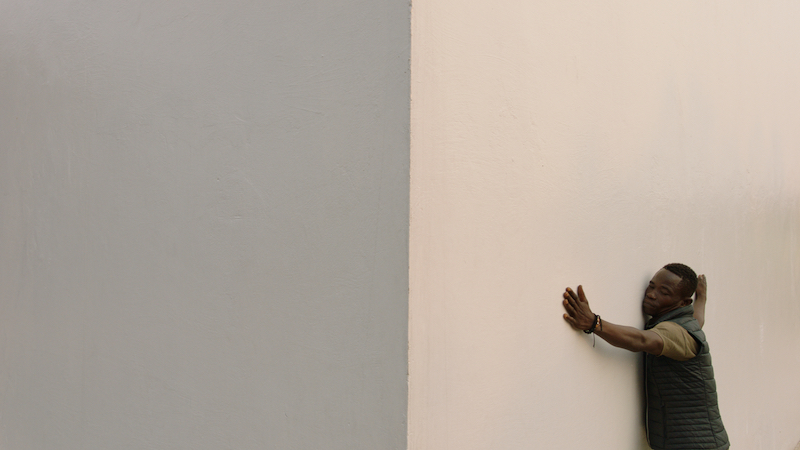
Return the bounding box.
[644,355,649,442]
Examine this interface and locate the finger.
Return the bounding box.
[563,298,577,315]
[563,313,578,329]
[565,287,578,301]
[564,291,579,309]
[577,285,587,303]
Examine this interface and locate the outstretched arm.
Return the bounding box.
[693,274,707,328]
[562,286,664,355]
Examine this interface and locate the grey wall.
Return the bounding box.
[0,1,409,449]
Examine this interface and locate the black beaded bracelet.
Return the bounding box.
[584,314,600,334]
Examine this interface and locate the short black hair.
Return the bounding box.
[663,263,698,298]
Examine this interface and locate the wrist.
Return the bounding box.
[584,314,601,334]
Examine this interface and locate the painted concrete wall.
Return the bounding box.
[410,2,800,450]
[0,1,408,449]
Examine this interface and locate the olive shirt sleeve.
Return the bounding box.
[650,322,699,361]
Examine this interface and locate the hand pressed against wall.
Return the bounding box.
[561,285,664,354]
[562,286,596,331]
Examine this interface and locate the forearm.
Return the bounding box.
[594,319,663,355]
[562,286,662,355]
[693,274,707,328]
[693,298,706,328]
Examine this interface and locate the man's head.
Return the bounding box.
[662,263,698,298]
[642,263,697,319]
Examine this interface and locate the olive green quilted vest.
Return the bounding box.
[644,305,730,450]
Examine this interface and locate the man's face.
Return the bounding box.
[642,268,690,318]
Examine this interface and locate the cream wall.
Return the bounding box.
[410,2,800,450]
[0,1,409,449]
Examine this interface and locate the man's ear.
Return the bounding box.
[681,297,693,307]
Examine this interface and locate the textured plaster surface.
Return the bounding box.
[0,1,409,449]
[409,2,800,449]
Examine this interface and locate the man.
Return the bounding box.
[562,263,729,450]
